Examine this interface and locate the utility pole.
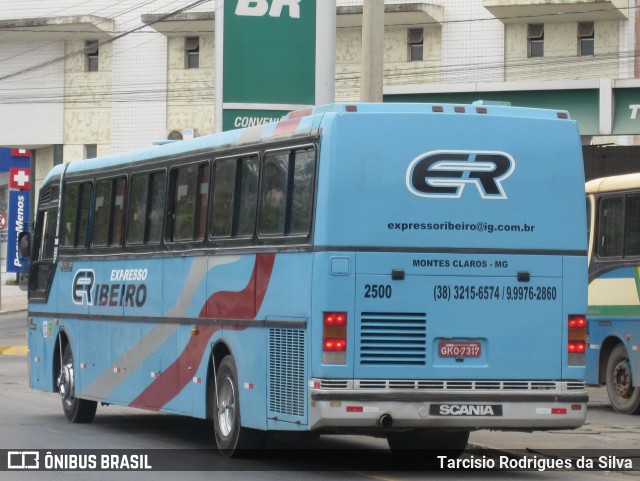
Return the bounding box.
[360,0,384,102]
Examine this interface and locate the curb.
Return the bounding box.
[0,346,28,356]
[0,309,28,316]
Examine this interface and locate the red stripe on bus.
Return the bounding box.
[129,253,276,410]
[287,107,313,119]
[199,253,276,319]
[273,118,301,137]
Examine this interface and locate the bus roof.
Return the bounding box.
[586,172,640,194]
[42,102,573,185]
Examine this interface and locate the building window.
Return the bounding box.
[578,22,594,56]
[85,40,99,72]
[84,144,97,159]
[185,37,200,69]
[408,28,424,61]
[528,24,544,58]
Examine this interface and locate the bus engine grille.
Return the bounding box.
[359,312,427,366]
[268,328,306,418]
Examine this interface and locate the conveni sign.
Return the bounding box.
[216,0,335,132]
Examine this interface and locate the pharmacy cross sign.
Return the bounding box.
[9,168,30,191]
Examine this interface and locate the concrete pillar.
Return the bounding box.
[360,1,384,102]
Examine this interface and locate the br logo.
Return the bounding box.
[406,150,515,200]
[235,0,301,18]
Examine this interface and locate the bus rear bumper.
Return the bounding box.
[308,388,588,431]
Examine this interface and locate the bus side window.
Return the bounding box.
[598,196,624,258]
[625,194,640,256]
[259,147,316,237]
[290,148,315,235]
[170,162,209,242]
[236,156,259,237]
[260,152,289,235]
[586,198,591,246]
[92,177,127,247]
[61,182,92,248]
[40,210,57,261]
[127,171,166,245]
[93,180,112,246]
[210,155,259,240]
[210,159,237,238]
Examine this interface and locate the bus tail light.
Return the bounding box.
[323,312,347,365]
[568,315,587,366]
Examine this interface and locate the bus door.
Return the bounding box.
[29,184,60,303]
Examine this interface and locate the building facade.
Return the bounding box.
[0,0,639,193]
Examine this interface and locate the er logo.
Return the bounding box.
[72,269,95,305]
[406,150,515,200]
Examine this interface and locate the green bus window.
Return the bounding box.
[599,196,624,258]
[625,195,640,256]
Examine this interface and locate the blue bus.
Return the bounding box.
[22,102,588,457]
[586,173,640,414]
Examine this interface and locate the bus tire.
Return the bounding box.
[605,344,640,414]
[212,355,266,457]
[387,429,469,458]
[58,344,97,423]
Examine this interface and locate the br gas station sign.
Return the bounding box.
[215,0,335,132]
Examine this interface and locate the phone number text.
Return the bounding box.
[433,285,557,302]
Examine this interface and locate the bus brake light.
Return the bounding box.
[568,315,586,365]
[568,341,586,354]
[323,338,347,351]
[324,312,347,326]
[323,312,348,364]
[568,315,586,329]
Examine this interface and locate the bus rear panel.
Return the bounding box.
[308,104,587,431]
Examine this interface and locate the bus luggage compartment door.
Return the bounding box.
[353,270,563,381]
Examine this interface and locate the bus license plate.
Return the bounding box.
[439,341,481,358]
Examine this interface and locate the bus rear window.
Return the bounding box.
[259,146,316,237]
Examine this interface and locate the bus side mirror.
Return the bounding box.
[18,232,30,259]
[18,232,30,290]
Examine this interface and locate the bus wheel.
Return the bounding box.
[212,355,266,457]
[387,429,469,458]
[57,344,97,423]
[606,344,640,414]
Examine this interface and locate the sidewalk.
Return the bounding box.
[0,270,27,315]
[0,269,28,356]
[470,386,640,453]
